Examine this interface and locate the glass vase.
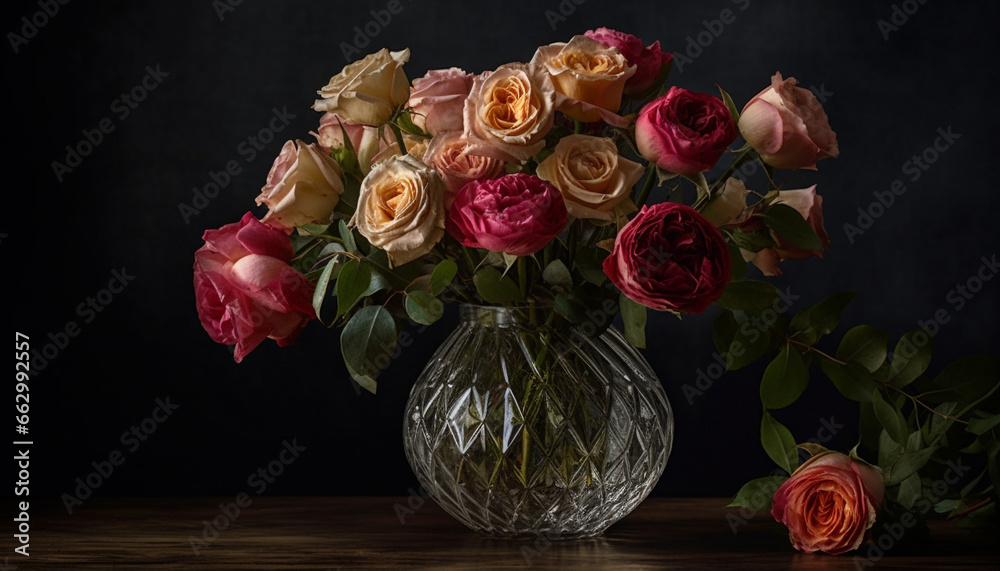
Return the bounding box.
[403,305,673,539]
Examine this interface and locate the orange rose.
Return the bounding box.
[531,35,634,125]
[771,451,885,555]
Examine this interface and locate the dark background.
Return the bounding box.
[5,0,999,510]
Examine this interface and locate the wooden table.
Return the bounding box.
[20,497,998,569]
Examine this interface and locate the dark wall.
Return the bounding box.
[6,0,999,502]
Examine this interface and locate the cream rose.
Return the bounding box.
[424,131,505,201]
[536,134,642,220]
[352,154,446,266]
[255,140,344,228]
[701,177,750,226]
[407,68,473,135]
[369,131,430,169]
[313,48,411,126]
[462,63,555,163]
[531,35,635,125]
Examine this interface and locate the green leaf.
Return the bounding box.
[837,325,889,373]
[429,260,458,296]
[713,310,739,354]
[726,241,747,280]
[542,259,574,291]
[727,476,787,510]
[760,344,809,409]
[897,472,921,510]
[473,266,523,304]
[761,412,798,474]
[755,203,823,250]
[574,247,609,286]
[731,228,776,253]
[338,220,358,254]
[888,331,933,388]
[340,306,397,394]
[967,413,1000,436]
[405,291,444,325]
[726,317,771,371]
[820,360,878,402]
[884,446,938,487]
[336,259,372,318]
[872,390,908,444]
[554,293,587,324]
[396,110,429,138]
[312,256,339,321]
[717,84,741,124]
[715,280,781,312]
[924,356,1000,412]
[927,402,958,444]
[789,291,857,346]
[620,294,647,349]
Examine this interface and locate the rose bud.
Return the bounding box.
[700,177,750,227]
[407,67,474,135]
[536,134,643,221]
[255,140,345,229]
[313,48,411,126]
[584,27,672,94]
[603,202,731,314]
[771,451,885,555]
[739,72,839,170]
[447,173,567,256]
[741,186,829,276]
[352,154,446,267]
[194,213,315,362]
[636,87,738,176]
[531,35,635,125]
[462,63,556,163]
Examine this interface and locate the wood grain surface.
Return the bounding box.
[16,497,999,569]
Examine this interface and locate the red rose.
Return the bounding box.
[771,451,885,555]
[635,87,738,176]
[603,202,731,313]
[194,213,315,362]
[584,27,673,94]
[447,173,567,256]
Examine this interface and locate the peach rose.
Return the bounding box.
[351,154,446,266]
[313,48,411,126]
[739,72,839,170]
[771,451,885,555]
[312,113,367,154]
[462,63,556,163]
[531,35,635,125]
[536,134,643,220]
[255,140,344,228]
[407,68,474,135]
[424,131,505,201]
[700,178,750,226]
[741,186,829,276]
[369,131,430,170]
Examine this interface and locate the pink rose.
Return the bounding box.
[603,202,731,314]
[407,68,474,135]
[447,173,567,256]
[739,72,839,170]
[312,112,367,154]
[193,213,315,362]
[742,186,829,276]
[772,451,885,555]
[636,87,738,176]
[584,27,673,94]
[424,131,505,201]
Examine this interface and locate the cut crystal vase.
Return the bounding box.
[403,305,673,538]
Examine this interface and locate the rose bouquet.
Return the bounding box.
[194,28,999,552]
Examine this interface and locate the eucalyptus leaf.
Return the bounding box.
[312,256,339,321]
[761,412,799,474]
[405,291,444,325]
[336,259,372,318]
[760,344,809,409]
[884,445,938,486]
[726,317,771,371]
[473,266,523,304]
[897,472,921,510]
[619,294,647,349]
[340,305,397,394]
[430,259,458,296]
[967,413,1000,436]
[542,259,574,291]
[872,389,908,444]
[338,220,358,254]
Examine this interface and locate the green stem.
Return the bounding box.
[634,163,657,206]
[573,119,585,134]
[706,147,756,197]
[388,121,408,156]
[517,256,528,300]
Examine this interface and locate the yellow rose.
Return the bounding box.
[531,35,635,124]
[255,140,344,228]
[462,63,555,163]
[313,48,411,126]
[352,154,446,266]
[536,134,643,220]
